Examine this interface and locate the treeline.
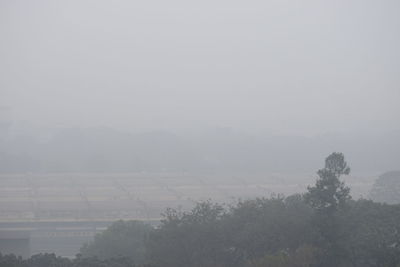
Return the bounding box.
[1,153,400,267]
[1,125,399,173]
[0,253,140,267]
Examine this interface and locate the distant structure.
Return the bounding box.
[369,171,400,204]
[0,230,30,258]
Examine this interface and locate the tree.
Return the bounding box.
[304,152,351,266]
[339,199,400,267]
[146,201,231,267]
[247,244,319,267]
[305,152,351,214]
[225,195,315,263]
[80,220,152,264]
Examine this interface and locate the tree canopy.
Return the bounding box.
[80,220,152,264]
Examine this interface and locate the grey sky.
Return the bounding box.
[1,0,399,135]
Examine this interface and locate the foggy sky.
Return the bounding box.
[1,0,399,135]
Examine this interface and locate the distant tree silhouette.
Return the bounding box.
[305,152,351,266]
[305,152,351,213]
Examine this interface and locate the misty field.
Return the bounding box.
[0,172,375,222]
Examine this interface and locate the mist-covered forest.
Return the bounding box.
[1,153,400,267]
[1,0,400,266]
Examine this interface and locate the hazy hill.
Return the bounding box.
[0,124,399,174]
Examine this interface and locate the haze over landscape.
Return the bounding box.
[1,0,399,174]
[1,0,399,135]
[0,1,400,266]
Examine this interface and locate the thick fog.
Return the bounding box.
[1,0,399,136]
[2,1,400,263]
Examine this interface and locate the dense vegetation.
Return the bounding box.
[80,220,152,263]
[369,171,400,204]
[1,153,400,267]
[0,253,139,267]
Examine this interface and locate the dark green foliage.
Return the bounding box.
[73,255,137,267]
[146,201,232,267]
[80,220,152,264]
[143,194,400,267]
[0,253,145,267]
[225,195,315,262]
[247,244,320,267]
[304,152,352,266]
[146,196,316,267]
[27,253,71,267]
[2,199,400,267]
[0,253,24,267]
[305,152,351,214]
[338,199,400,267]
